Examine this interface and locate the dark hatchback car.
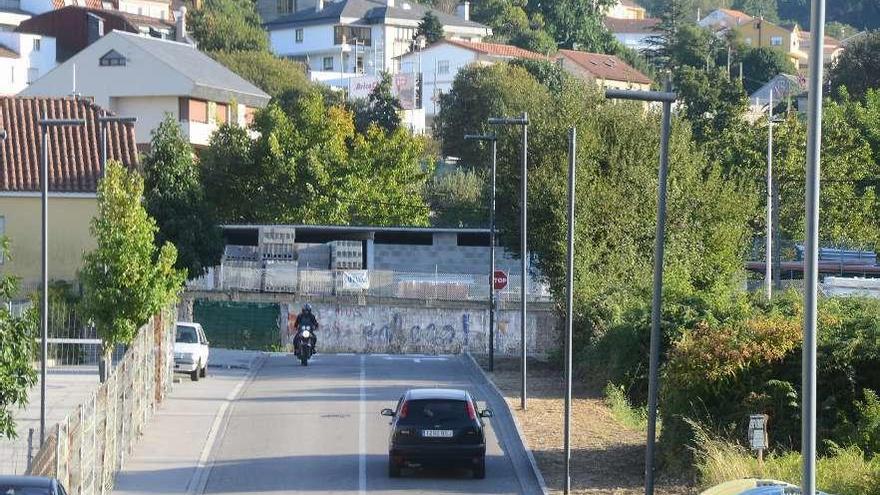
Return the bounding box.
[0,476,69,495]
[381,388,493,479]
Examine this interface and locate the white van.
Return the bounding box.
[174,322,210,381]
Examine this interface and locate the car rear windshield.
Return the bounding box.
[399,399,470,425]
[176,326,198,344]
[0,485,52,495]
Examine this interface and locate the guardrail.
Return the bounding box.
[26,311,174,495]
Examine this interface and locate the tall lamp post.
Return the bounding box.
[464,133,497,372]
[603,86,676,495]
[803,0,827,492]
[38,117,85,446]
[488,113,529,409]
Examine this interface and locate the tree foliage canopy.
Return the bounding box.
[210,50,312,98]
[81,162,184,352]
[188,0,268,52]
[828,31,880,101]
[353,72,403,134]
[143,115,223,279]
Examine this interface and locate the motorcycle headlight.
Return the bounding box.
[301,330,311,338]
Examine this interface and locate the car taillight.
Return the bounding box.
[466,401,476,420]
[399,401,409,418]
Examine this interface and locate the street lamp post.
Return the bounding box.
[488,113,529,410]
[38,117,85,446]
[604,86,677,495]
[563,127,577,495]
[803,0,827,492]
[465,133,498,372]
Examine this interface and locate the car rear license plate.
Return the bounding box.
[422,429,453,438]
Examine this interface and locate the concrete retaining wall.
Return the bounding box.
[280,302,559,357]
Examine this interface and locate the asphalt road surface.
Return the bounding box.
[194,353,542,495]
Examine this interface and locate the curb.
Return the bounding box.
[463,353,549,495]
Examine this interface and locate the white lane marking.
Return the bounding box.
[186,359,262,495]
[359,354,367,495]
[382,356,448,362]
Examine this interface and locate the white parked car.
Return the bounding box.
[174,322,210,381]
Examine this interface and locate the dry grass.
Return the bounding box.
[481,357,694,495]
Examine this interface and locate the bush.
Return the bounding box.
[604,382,649,432]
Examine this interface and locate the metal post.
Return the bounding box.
[604,85,677,495]
[564,127,576,495]
[490,139,497,372]
[766,92,774,300]
[520,113,528,411]
[773,181,782,290]
[803,0,826,492]
[27,427,34,471]
[38,118,85,447]
[487,114,530,409]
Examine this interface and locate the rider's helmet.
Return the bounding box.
[303,303,312,314]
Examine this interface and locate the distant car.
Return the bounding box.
[0,476,68,495]
[381,388,493,479]
[174,322,210,381]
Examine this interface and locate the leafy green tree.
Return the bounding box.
[353,72,403,134]
[826,21,859,40]
[647,0,694,69]
[528,0,616,51]
[210,51,312,98]
[143,115,223,279]
[200,123,256,223]
[188,0,269,52]
[415,12,445,44]
[733,0,779,22]
[740,46,797,93]
[81,162,184,381]
[0,241,37,439]
[425,168,487,228]
[828,31,880,101]
[674,65,749,143]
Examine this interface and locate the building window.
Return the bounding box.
[245,107,256,125]
[437,60,450,75]
[179,98,208,123]
[334,25,371,46]
[99,49,126,66]
[295,28,303,43]
[323,56,333,70]
[277,0,296,14]
[771,36,783,46]
[33,38,40,51]
[395,26,415,42]
[216,102,228,124]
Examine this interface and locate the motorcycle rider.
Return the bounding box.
[293,303,319,355]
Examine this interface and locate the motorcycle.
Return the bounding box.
[295,324,315,366]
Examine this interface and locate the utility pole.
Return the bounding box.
[765,91,774,301]
[604,85,677,495]
[563,127,576,495]
[38,117,85,446]
[488,113,530,410]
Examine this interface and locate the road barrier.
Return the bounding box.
[27,311,174,495]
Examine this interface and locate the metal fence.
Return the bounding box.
[188,266,554,303]
[26,311,175,495]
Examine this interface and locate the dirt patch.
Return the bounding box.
[481,357,695,495]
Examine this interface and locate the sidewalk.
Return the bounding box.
[0,366,101,475]
[112,350,262,495]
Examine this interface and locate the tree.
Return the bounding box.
[828,31,880,101]
[675,66,749,143]
[732,0,779,22]
[740,46,797,93]
[143,115,223,279]
[647,0,695,69]
[425,168,488,228]
[210,51,313,98]
[415,12,445,45]
[188,0,269,52]
[0,241,37,439]
[81,162,184,381]
[528,0,617,51]
[353,72,403,134]
[826,21,859,41]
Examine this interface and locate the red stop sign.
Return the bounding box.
[493,270,508,290]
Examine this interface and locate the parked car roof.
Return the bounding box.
[405,388,470,401]
[0,476,54,488]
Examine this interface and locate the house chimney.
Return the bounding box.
[456,1,469,21]
[316,0,324,11]
[176,6,187,42]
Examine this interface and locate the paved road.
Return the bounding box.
[114,353,543,495]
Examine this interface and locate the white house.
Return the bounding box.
[266,0,490,80]
[604,17,659,52]
[22,31,270,146]
[0,31,55,94]
[397,39,546,125]
[698,8,753,32]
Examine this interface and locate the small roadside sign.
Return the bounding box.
[748,414,769,451]
[493,270,508,291]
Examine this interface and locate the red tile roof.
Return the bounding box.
[443,39,550,61]
[604,17,660,34]
[718,8,753,22]
[52,0,105,10]
[0,44,18,58]
[0,97,139,193]
[558,49,653,85]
